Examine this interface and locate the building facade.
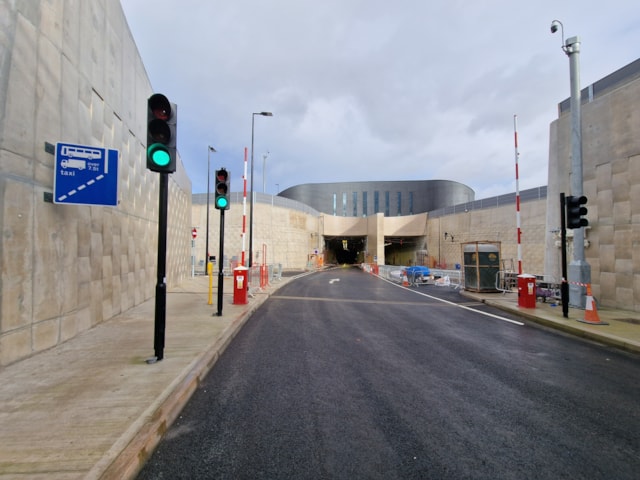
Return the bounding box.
[193,187,547,277]
[279,180,475,217]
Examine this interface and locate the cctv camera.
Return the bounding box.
[550,24,558,33]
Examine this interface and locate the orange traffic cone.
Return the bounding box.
[402,272,409,287]
[578,284,609,325]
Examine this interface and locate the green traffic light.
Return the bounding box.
[148,143,171,166]
[215,197,229,209]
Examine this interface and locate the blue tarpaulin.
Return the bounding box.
[404,266,431,276]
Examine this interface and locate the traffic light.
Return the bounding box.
[214,169,230,210]
[566,195,588,229]
[147,93,177,173]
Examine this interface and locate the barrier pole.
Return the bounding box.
[514,114,523,275]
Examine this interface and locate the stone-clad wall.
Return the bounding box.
[191,199,320,271]
[547,65,640,312]
[0,1,191,366]
[426,199,547,274]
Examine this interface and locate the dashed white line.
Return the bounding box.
[56,174,106,202]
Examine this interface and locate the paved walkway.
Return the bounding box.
[0,276,286,480]
[461,289,640,354]
[0,274,637,479]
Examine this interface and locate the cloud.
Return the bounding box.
[121,0,640,200]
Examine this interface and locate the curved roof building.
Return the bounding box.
[279,180,475,217]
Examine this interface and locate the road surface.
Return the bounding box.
[137,267,640,479]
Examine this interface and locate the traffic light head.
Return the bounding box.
[147,93,177,173]
[566,195,588,229]
[214,169,230,210]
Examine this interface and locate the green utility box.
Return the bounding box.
[463,241,501,292]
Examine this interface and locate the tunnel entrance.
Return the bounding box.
[324,236,367,265]
[384,236,426,266]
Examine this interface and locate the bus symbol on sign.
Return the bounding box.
[54,142,119,207]
[60,144,102,161]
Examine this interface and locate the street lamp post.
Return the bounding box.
[205,146,216,275]
[262,151,270,193]
[551,20,590,308]
[249,112,273,268]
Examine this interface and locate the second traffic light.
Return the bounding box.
[214,169,230,210]
[566,195,588,229]
[147,93,177,173]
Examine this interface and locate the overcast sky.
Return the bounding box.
[121,0,639,200]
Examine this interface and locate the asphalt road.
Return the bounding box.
[137,267,640,479]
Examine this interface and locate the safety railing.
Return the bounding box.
[364,264,462,289]
[533,276,561,302]
[427,269,463,289]
[494,271,562,302]
[495,270,519,293]
[247,263,283,297]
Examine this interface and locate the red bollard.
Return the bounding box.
[233,266,248,305]
[517,274,536,308]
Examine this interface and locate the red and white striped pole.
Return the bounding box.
[241,147,248,266]
[513,114,523,275]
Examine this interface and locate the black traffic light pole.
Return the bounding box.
[560,193,569,318]
[213,168,229,316]
[216,209,225,316]
[151,172,169,362]
[146,93,176,364]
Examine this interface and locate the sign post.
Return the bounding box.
[191,228,197,277]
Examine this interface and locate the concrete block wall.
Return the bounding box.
[427,199,548,275]
[547,69,640,311]
[191,199,320,271]
[0,1,191,366]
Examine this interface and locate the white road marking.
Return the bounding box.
[379,275,524,326]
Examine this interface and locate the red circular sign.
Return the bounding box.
[192,228,197,239]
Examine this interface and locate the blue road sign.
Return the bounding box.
[54,142,119,206]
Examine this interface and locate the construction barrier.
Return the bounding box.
[260,264,268,289]
[369,265,462,289]
[577,284,609,325]
[247,264,281,297]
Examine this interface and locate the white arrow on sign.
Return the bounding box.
[329,278,340,284]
